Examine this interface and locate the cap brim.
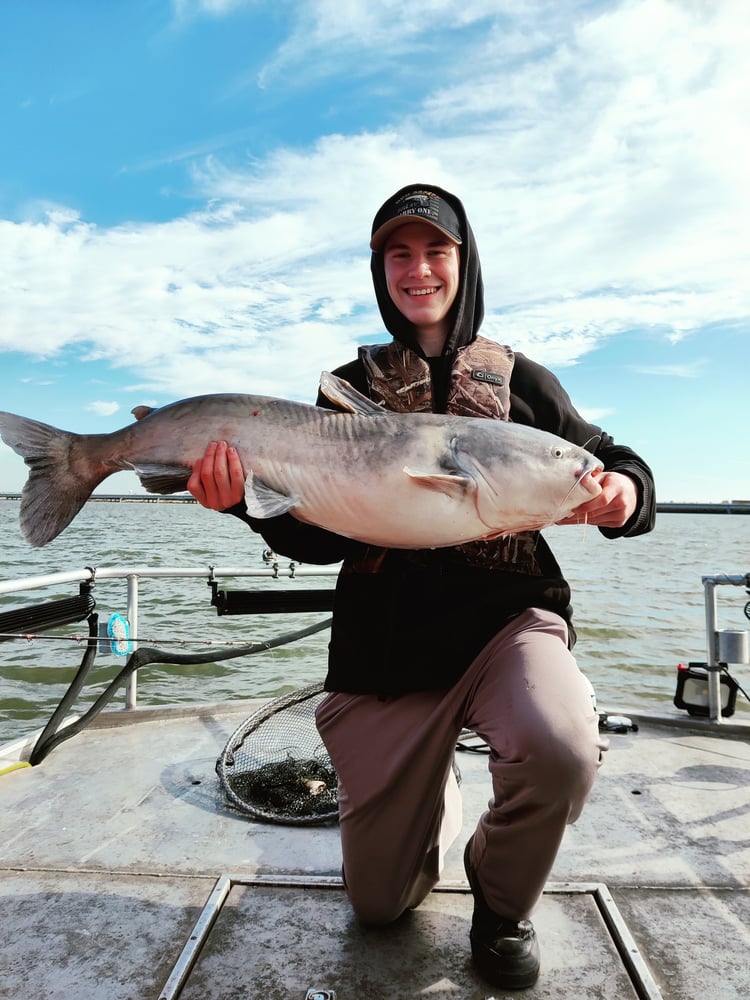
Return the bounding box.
[370,216,462,251]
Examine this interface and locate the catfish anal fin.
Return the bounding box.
[243,470,299,518]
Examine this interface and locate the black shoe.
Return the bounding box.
[463,837,540,990]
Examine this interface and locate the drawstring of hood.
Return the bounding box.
[370,183,485,358]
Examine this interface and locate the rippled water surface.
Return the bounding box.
[1,499,748,743]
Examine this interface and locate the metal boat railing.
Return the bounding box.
[2,566,748,726]
[0,563,339,711]
[701,572,750,722]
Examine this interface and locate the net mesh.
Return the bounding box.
[216,683,338,826]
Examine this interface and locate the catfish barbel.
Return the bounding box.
[0,373,602,548]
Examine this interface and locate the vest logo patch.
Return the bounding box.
[471,369,505,386]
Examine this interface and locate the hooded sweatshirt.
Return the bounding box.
[232,184,655,696]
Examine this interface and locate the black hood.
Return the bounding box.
[369,183,485,357]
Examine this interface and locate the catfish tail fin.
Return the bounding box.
[0,412,107,546]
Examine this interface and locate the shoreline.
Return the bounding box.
[0,493,748,513]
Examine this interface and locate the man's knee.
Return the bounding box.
[345,879,416,926]
[531,723,603,818]
[489,722,602,819]
[343,854,438,926]
[350,895,405,927]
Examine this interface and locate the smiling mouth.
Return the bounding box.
[407,287,439,296]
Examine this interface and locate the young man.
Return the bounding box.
[188,184,655,990]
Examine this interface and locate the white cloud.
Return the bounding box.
[630,359,707,379]
[86,401,121,416]
[171,0,252,20]
[253,0,509,87]
[0,0,747,411]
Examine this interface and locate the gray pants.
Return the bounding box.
[315,607,608,925]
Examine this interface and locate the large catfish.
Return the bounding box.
[0,373,602,548]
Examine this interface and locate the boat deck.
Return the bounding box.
[1,702,749,999]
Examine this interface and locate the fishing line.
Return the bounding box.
[0,629,326,648]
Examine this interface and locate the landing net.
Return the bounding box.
[216,683,338,826]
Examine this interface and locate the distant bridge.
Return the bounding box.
[0,492,195,504]
[0,493,748,513]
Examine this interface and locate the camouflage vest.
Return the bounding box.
[357,337,543,574]
[359,335,513,418]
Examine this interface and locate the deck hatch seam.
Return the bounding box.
[157,875,664,1000]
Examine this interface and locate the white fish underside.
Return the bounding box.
[0,374,603,548]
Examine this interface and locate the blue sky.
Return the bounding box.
[0,0,747,502]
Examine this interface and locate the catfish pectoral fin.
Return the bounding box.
[403,467,475,499]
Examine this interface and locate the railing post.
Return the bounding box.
[702,578,723,723]
[124,574,139,710]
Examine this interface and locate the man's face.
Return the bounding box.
[383,221,460,344]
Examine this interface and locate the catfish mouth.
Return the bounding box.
[536,455,604,529]
[576,458,604,499]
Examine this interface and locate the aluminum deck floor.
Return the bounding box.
[1,701,748,999]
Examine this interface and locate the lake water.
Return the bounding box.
[1,499,749,744]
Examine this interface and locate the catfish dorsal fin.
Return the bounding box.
[319,372,386,416]
[131,405,156,421]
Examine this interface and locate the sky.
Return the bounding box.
[0,0,747,503]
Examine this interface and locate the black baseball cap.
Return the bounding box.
[370,187,463,251]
